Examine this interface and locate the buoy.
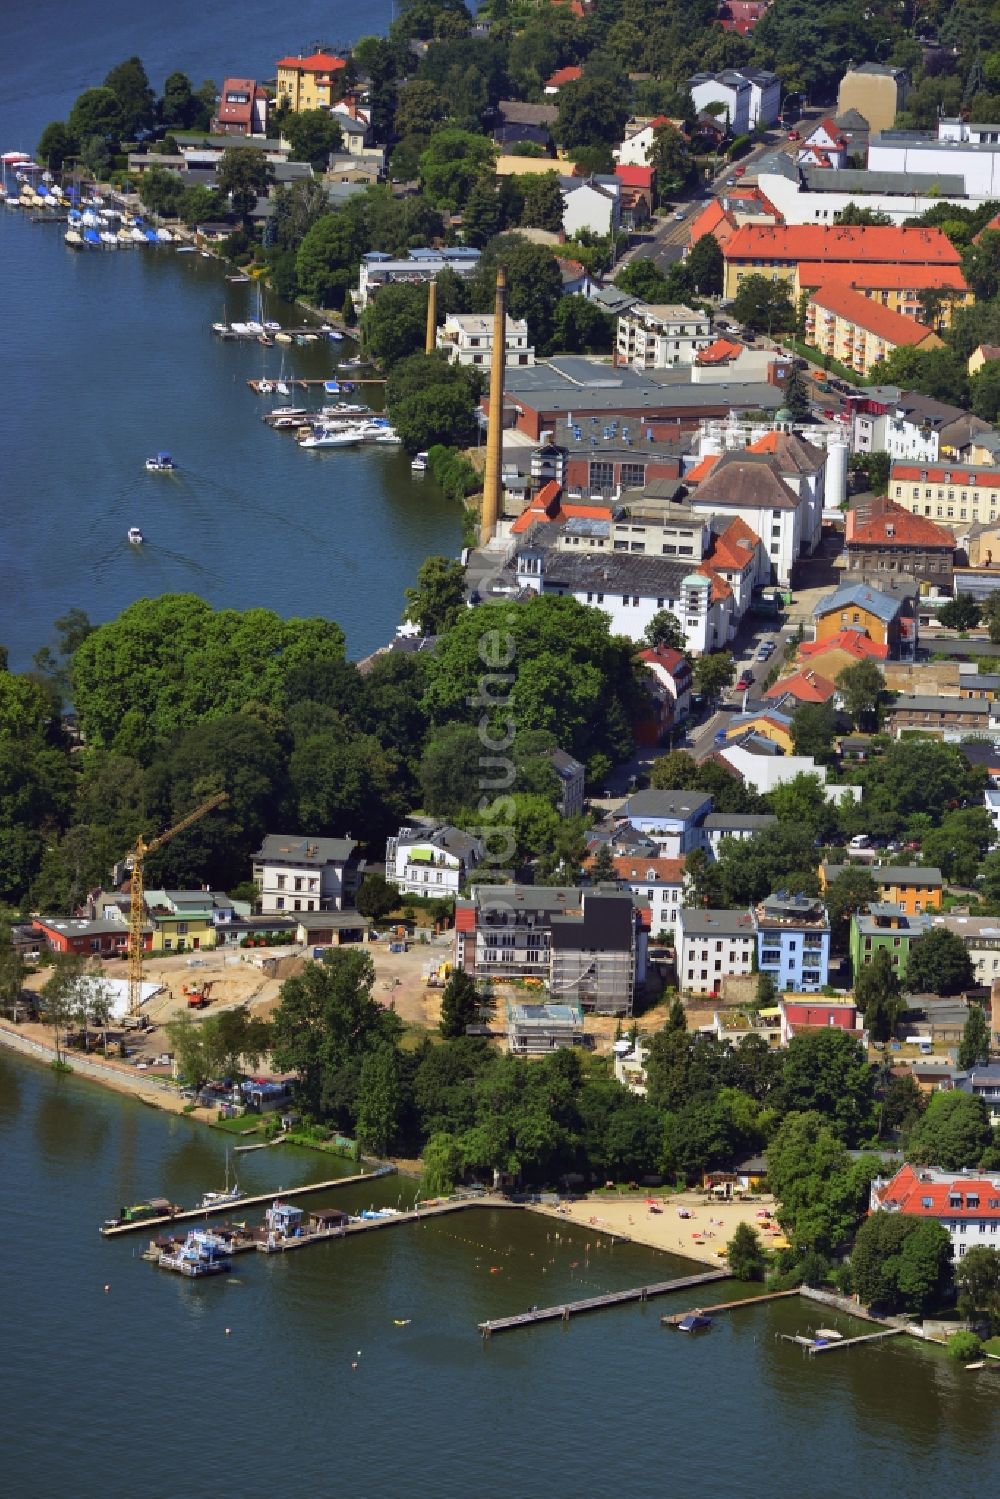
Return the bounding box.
[103,1284,110,1293]
[225,1328,231,1336]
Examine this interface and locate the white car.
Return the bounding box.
[673,208,686,220]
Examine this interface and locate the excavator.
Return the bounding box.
[183,980,215,1011]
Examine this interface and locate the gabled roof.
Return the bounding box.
[546,65,583,88]
[764,669,836,703]
[691,453,801,511]
[595,854,687,884]
[809,280,940,348]
[685,453,720,483]
[799,262,970,294]
[874,1164,1000,1222]
[688,198,736,247]
[724,224,961,266]
[746,430,826,472]
[277,51,346,74]
[798,628,889,662]
[813,583,904,624]
[615,163,654,189]
[696,337,743,366]
[847,501,954,550]
[706,516,760,571]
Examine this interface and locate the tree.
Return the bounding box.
[420,1131,465,1195]
[765,773,840,844]
[590,842,616,884]
[826,866,878,947]
[282,110,343,172]
[908,1091,994,1170]
[835,658,884,729]
[643,611,686,651]
[790,701,838,763]
[958,1004,991,1071]
[404,556,467,635]
[520,173,565,233]
[783,364,812,421]
[160,71,200,130]
[419,130,496,210]
[921,806,995,885]
[766,1111,876,1255]
[439,968,482,1038]
[854,947,904,1043]
[727,1221,767,1281]
[615,258,670,301]
[693,651,735,704]
[470,235,564,352]
[557,75,628,149]
[686,233,723,296]
[395,79,449,138]
[549,295,614,356]
[648,122,691,193]
[362,282,428,366]
[296,209,368,307]
[178,186,225,229]
[356,1043,402,1154]
[68,88,124,145]
[391,380,477,450]
[41,953,86,1066]
[778,1029,875,1146]
[963,229,1000,300]
[852,1211,953,1311]
[956,1245,1000,1333]
[166,1015,220,1091]
[38,121,79,170]
[356,874,401,922]
[217,146,269,226]
[461,179,503,247]
[937,593,982,631]
[103,56,156,137]
[0,932,26,1020]
[905,928,975,996]
[732,273,794,334]
[418,723,483,817]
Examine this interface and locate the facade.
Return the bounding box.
[930,917,1000,985]
[507,1002,585,1055]
[797,118,849,170]
[454,885,644,1015]
[253,834,358,914]
[797,263,971,326]
[890,463,1000,529]
[871,1163,1000,1260]
[722,224,962,300]
[437,312,534,368]
[821,862,943,915]
[213,78,268,136]
[755,893,831,993]
[561,177,621,237]
[32,916,132,958]
[884,694,1000,742]
[616,304,713,369]
[690,68,779,131]
[849,902,934,979]
[854,392,986,464]
[845,499,954,589]
[616,789,713,855]
[837,63,908,135]
[385,824,483,899]
[870,122,1000,201]
[804,282,941,376]
[779,996,859,1043]
[687,441,825,588]
[702,812,777,857]
[356,248,481,309]
[602,853,686,935]
[144,889,241,953]
[677,907,756,996]
[275,51,347,113]
[550,749,586,818]
[812,582,916,657]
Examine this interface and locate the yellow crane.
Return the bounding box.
[125,792,228,1019]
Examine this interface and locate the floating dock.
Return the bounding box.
[479,1268,730,1337]
[100,1165,396,1237]
[780,1327,903,1356]
[661,1288,798,1325]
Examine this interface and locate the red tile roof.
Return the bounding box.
[799,262,970,294]
[585,853,686,884]
[454,904,475,932]
[724,224,962,266]
[510,483,612,534]
[798,628,889,662]
[689,199,736,247]
[696,337,743,366]
[546,65,583,88]
[765,669,836,703]
[218,78,258,126]
[684,453,720,483]
[847,501,953,549]
[874,1163,1000,1221]
[707,516,760,571]
[808,281,939,348]
[892,464,1000,488]
[638,645,689,674]
[615,164,655,189]
[277,51,346,74]
[697,563,733,602]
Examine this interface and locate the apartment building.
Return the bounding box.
[871,1164,1000,1260]
[252,834,357,913]
[437,312,534,369]
[385,824,483,899]
[275,51,347,113]
[804,282,941,376]
[722,224,962,300]
[677,907,756,995]
[755,892,831,992]
[890,463,1000,527]
[616,303,713,369]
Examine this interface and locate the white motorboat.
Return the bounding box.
[175,245,197,253]
[276,381,290,396]
[156,227,172,242]
[264,321,281,332]
[127,527,144,545]
[145,452,177,473]
[212,322,229,335]
[299,429,364,449]
[411,451,429,472]
[275,331,293,344]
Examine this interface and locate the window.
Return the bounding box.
[589,460,614,492]
[276,875,286,890]
[620,462,645,488]
[294,877,303,892]
[276,897,284,910]
[176,923,188,937]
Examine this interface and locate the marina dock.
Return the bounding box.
[661,1288,799,1325]
[780,1328,904,1355]
[258,1194,520,1253]
[101,1165,396,1236]
[479,1268,729,1337]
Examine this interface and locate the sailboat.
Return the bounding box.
[200,1150,243,1210]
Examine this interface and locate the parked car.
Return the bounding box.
[736,670,754,690]
[733,165,746,177]
[674,207,686,219]
[787,129,800,141]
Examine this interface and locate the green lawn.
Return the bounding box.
[211,1115,264,1137]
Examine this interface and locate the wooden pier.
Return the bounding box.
[661,1288,799,1326]
[478,1268,729,1337]
[258,1195,519,1253]
[780,1327,903,1356]
[100,1165,396,1237]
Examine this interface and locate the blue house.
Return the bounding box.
[755,891,830,993]
[616,789,713,856]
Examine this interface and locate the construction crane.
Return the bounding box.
[125,792,228,1019]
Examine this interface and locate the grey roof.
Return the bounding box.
[550,748,585,777]
[470,884,582,914]
[623,789,713,820]
[874,130,1000,155]
[876,865,943,886]
[589,285,641,314]
[256,834,357,864]
[512,381,784,418]
[801,166,967,196]
[515,542,698,601]
[551,891,636,951]
[498,99,559,128]
[755,151,799,182]
[271,162,313,182]
[396,823,482,860]
[702,812,778,831]
[854,907,934,936]
[835,108,872,130]
[34,916,129,938]
[296,910,372,929]
[814,582,905,623]
[679,907,755,937]
[851,62,908,79]
[888,694,996,715]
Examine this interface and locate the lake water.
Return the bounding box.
[0,0,461,670]
[3,1047,999,1499]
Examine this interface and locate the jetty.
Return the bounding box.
[247,378,386,391]
[478,1268,729,1337]
[780,1327,903,1355]
[662,1288,798,1325]
[100,1165,396,1237]
[259,1194,520,1253]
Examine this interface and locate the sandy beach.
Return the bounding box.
[532,1191,786,1266]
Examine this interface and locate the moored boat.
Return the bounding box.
[158,1229,233,1277]
[103,1196,178,1231]
[411,451,429,473]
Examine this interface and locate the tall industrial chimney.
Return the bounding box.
[425,276,437,355]
[479,265,507,547]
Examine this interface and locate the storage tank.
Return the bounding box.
[826,438,849,510]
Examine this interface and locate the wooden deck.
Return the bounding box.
[479,1269,730,1336]
[661,1288,799,1325]
[100,1165,396,1237]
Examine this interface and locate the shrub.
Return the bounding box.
[946,1330,983,1362]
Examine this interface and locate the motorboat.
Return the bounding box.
[175,245,197,253]
[212,322,230,335]
[64,229,82,247]
[275,331,293,344]
[264,321,281,332]
[127,527,144,545]
[299,429,364,449]
[329,330,344,341]
[156,227,172,242]
[225,273,250,283]
[145,453,176,473]
[324,380,340,395]
[158,1229,232,1278]
[411,451,429,473]
[318,402,371,417]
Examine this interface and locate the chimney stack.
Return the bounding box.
[425,276,437,356]
[479,265,507,547]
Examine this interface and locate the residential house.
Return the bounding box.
[213,78,268,136]
[987,786,1000,841]
[812,581,917,658]
[32,916,132,958]
[614,164,656,228]
[755,893,831,992]
[356,247,481,309]
[437,312,534,369]
[969,344,1000,376]
[717,739,862,803]
[639,643,694,728]
[508,1002,585,1054]
[764,669,836,705]
[143,889,242,953]
[797,627,889,678]
[596,852,686,935]
[797,118,849,170]
[849,902,934,979]
[275,51,347,113]
[690,69,779,131]
[889,463,1000,531]
[615,789,713,854]
[677,907,756,995]
[561,176,621,237]
[717,1,771,35]
[798,264,972,327]
[550,749,586,817]
[955,1063,1000,1124]
[779,995,860,1042]
[686,442,823,588]
[722,704,795,753]
[884,694,1000,742]
[804,282,942,376]
[870,1163,1000,1260]
[454,885,645,1014]
[253,834,358,913]
[837,63,909,135]
[702,812,778,857]
[616,303,713,369]
[385,824,484,899]
[854,391,988,464]
[544,65,583,94]
[820,862,943,915]
[722,224,963,301]
[844,498,954,589]
[926,916,1000,985]
[615,116,676,167]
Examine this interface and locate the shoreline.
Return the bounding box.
[530,1192,782,1267]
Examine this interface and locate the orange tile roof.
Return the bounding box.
[696,337,743,366]
[808,281,939,347]
[277,51,346,73]
[848,501,954,549]
[707,517,760,571]
[510,487,612,534]
[724,224,961,266]
[798,628,889,662]
[697,563,733,602]
[874,1164,1000,1222]
[892,464,1000,488]
[593,854,687,884]
[764,669,835,703]
[546,65,583,88]
[684,453,720,483]
[689,199,735,247]
[799,262,969,294]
